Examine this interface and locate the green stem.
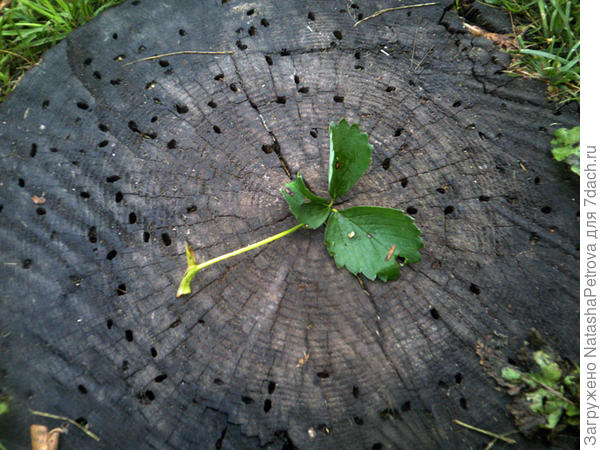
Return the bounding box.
[177,222,305,297]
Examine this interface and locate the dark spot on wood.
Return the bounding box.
[333,95,344,103]
[469,283,480,295]
[78,385,87,394]
[268,381,276,394]
[444,206,454,215]
[125,329,133,341]
[107,249,117,260]
[333,30,342,40]
[541,206,552,214]
[117,283,127,295]
[430,308,440,320]
[263,399,272,412]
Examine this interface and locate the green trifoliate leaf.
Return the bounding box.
[281,174,331,229]
[328,119,373,200]
[551,126,580,175]
[324,206,423,281]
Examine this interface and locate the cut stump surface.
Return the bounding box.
[0,1,579,449]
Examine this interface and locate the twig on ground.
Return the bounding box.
[123,50,233,66]
[453,419,517,444]
[354,2,439,27]
[30,410,100,442]
[0,49,33,65]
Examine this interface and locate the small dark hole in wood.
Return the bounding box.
[93,71,102,79]
[263,399,272,412]
[333,95,344,103]
[98,140,109,148]
[280,48,290,56]
[534,176,541,184]
[310,129,318,138]
[208,100,217,108]
[382,158,390,170]
[246,7,255,15]
[76,417,88,426]
[150,347,157,357]
[161,233,172,246]
[308,11,315,20]
[354,416,363,425]
[354,51,361,59]
[372,443,383,450]
[106,175,120,183]
[455,373,463,384]
[265,55,273,65]
[186,205,197,213]
[175,104,189,114]
[158,59,169,67]
[145,390,155,401]
[88,226,97,243]
[541,206,552,214]
[122,360,129,371]
[352,385,360,398]
[167,139,177,149]
[106,318,113,329]
[354,64,364,70]
[22,259,32,269]
[107,249,117,260]
[84,58,92,65]
[385,86,396,92]
[357,13,364,19]
[155,374,168,383]
[80,190,90,198]
[99,123,109,132]
[248,26,257,36]
[298,86,309,93]
[333,30,343,40]
[125,329,133,341]
[76,101,89,110]
[29,143,37,157]
[241,396,254,404]
[128,121,139,133]
[437,188,445,194]
[469,283,481,295]
[444,206,454,215]
[400,178,408,188]
[115,191,123,203]
[213,378,224,385]
[408,80,415,86]
[214,73,224,81]
[394,127,403,137]
[479,195,490,202]
[36,207,46,215]
[261,18,270,27]
[18,178,25,187]
[401,401,411,412]
[276,96,286,104]
[143,231,150,242]
[407,206,417,215]
[452,100,461,107]
[117,283,127,295]
[230,83,238,91]
[460,397,468,409]
[42,100,50,109]
[430,308,440,320]
[316,371,329,379]
[268,381,276,394]
[236,40,248,50]
[213,125,222,134]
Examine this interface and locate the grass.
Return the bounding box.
[0,0,124,103]
[479,0,580,103]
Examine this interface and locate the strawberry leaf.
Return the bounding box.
[328,119,373,200]
[324,206,423,281]
[281,174,331,229]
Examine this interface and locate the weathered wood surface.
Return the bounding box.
[0,1,579,448]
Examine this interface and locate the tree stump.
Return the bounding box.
[0,1,579,448]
